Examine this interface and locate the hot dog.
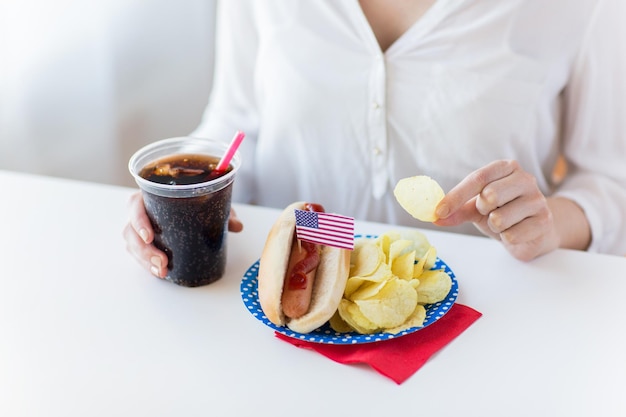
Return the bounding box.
[257,201,351,334]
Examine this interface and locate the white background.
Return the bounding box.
[0,0,217,187]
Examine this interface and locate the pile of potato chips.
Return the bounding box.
[330,230,452,335]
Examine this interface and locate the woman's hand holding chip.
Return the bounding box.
[434,159,590,261]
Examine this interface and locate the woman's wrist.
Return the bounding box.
[547,196,591,251]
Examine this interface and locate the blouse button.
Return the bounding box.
[372,147,382,155]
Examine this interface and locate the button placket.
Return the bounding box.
[369,54,388,199]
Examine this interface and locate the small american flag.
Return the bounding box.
[294,209,354,250]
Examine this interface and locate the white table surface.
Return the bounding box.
[1,170,625,417]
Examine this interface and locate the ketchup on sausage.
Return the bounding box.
[281,203,325,318]
[286,241,319,290]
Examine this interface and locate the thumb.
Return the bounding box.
[434,197,483,227]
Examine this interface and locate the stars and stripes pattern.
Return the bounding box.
[294,209,354,250]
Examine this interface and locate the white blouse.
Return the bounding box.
[193,0,626,255]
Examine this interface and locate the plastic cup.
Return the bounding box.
[128,137,241,287]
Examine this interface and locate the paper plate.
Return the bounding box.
[240,236,458,344]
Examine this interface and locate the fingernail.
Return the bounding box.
[436,203,450,219]
[139,228,149,243]
[150,256,162,278]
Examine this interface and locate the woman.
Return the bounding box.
[124,0,626,278]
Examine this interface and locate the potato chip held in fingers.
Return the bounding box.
[394,175,445,222]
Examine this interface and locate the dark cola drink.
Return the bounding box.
[129,138,241,287]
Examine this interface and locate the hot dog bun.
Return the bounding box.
[257,201,351,334]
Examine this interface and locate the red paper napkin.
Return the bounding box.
[275,303,482,384]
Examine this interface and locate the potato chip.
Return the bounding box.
[343,277,365,298]
[329,310,353,333]
[394,175,445,222]
[398,229,433,259]
[413,255,427,278]
[423,245,438,270]
[338,299,379,334]
[344,264,392,298]
[409,278,420,289]
[354,279,417,328]
[388,239,413,264]
[391,250,416,280]
[385,305,426,334]
[351,237,371,256]
[350,240,384,277]
[375,233,392,264]
[366,261,394,281]
[377,231,401,247]
[345,259,392,296]
[349,280,388,300]
[416,269,452,304]
[414,246,437,277]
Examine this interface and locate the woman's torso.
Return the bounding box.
[241,0,597,233]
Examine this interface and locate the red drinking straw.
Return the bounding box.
[213,130,245,175]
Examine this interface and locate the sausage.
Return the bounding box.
[281,238,321,318]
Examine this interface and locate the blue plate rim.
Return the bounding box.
[240,234,458,344]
